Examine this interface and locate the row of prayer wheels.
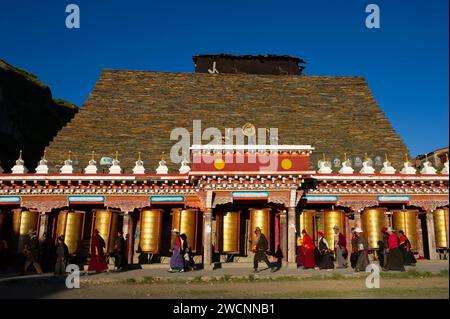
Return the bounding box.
[362,208,419,250]
[296,210,345,249]
[295,208,448,251]
[0,207,448,257]
[0,209,124,255]
[139,209,199,253]
[55,209,123,255]
[140,208,272,254]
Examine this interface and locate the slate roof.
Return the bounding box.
[44,70,409,173]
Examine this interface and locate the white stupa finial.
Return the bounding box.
[318,153,332,174]
[60,151,74,174]
[156,152,169,174]
[441,154,449,175]
[12,150,27,174]
[400,153,416,174]
[84,151,98,174]
[360,153,375,174]
[339,153,354,174]
[380,153,396,174]
[109,151,122,174]
[133,152,146,174]
[35,151,49,174]
[420,155,436,174]
[179,152,191,174]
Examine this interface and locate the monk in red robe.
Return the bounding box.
[88,229,108,273]
[301,229,317,269]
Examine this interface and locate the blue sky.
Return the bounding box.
[0,0,448,157]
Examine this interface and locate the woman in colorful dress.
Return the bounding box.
[169,228,184,273]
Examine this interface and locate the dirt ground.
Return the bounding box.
[0,276,448,299]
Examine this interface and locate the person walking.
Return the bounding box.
[168,228,184,273]
[384,227,405,271]
[350,227,358,269]
[378,227,389,268]
[54,235,69,275]
[114,231,126,271]
[22,230,43,275]
[180,233,196,271]
[88,229,108,273]
[317,232,334,270]
[399,230,417,266]
[301,229,317,269]
[333,225,348,268]
[40,232,54,273]
[273,245,283,271]
[252,227,274,273]
[354,227,370,272]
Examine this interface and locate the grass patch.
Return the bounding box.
[380,270,446,279]
[192,276,202,283]
[124,278,137,284]
[189,289,229,296]
[116,269,448,286]
[142,277,156,284]
[269,287,449,299]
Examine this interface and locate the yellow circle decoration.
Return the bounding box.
[281,158,292,170]
[214,158,225,170]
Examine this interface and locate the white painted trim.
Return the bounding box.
[311,174,449,181]
[0,174,189,182]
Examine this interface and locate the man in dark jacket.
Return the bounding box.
[114,231,126,271]
[252,227,275,273]
[54,235,69,275]
[23,230,43,274]
[40,232,54,273]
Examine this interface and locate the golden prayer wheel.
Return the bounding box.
[216,211,240,253]
[92,210,122,254]
[139,209,162,253]
[12,209,39,253]
[324,210,345,249]
[172,209,198,252]
[361,208,387,250]
[392,210,418,251]
[433,207,449,249]
[250,208,271,251]
[55,211,85,255]
[297,210,314,239]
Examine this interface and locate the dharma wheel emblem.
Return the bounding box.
[242,123,256,137]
